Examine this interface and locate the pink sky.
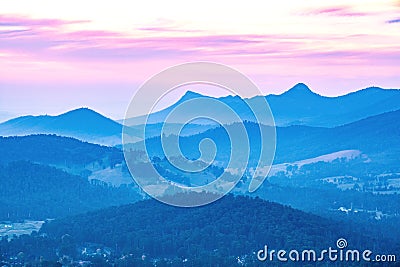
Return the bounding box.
[0,1,399,121]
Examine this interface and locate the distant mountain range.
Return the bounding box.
[123,83,400,127]
[0,83,399,145]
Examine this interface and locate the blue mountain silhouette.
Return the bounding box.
[1,84,400,145]
[123,83,400,127]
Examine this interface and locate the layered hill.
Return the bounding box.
[0,108,126,145]
[135,109,400,166]
[1,85,399,146]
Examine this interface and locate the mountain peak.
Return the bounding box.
[282,83,315,96]
[177,91,206,103]
[63,107,95,114]
[183,90,204,98]
[60,107,109,119]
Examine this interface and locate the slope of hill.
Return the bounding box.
[0,134,140,186]
[273,109,400,164]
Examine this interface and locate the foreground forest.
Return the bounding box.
[1,195,398,266]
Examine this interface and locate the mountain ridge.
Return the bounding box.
[1,84,400,145]
[179,83,398,99]
[123,83,400,127]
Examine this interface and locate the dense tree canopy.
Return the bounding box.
[0,161,141,220]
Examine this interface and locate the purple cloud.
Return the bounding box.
[0,14,89,27]
[386,18,400,23]
[0,15,275,61]
[307,6,369,17]
[137,26,201,33]
[0,13,399,88]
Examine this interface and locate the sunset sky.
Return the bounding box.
[0,0,399,121]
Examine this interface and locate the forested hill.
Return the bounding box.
[36,195,395,261]
[0,161,140,220]
[0,134,123,167]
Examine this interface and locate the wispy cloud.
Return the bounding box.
[137,26,202,33]
[0,15,273,61]
[386,18,400,23]
[305,6,369,17]
[0,14,89,27]
[0,13,399,91]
